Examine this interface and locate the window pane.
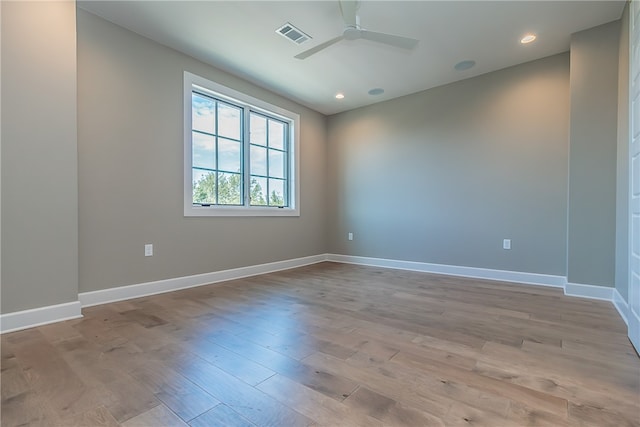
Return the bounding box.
[250,176,268,205]
[269,120,285,150]
[192,132,216,170]
[192,93,215,134]
[192,169,216,204]
[250,145,267,176]
[186,74,298,215]
[218,138,241,173]
[217,172,242,205]
[268,149,285,179]
[218,102,241,140]
[250,114,267,146]
[268,178,286,206]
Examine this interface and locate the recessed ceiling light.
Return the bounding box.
[454,60,476,71]
[335,93,345,99]
[368,88,384,96]
[520,34,537,44]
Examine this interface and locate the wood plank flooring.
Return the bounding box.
[2,262,639,426]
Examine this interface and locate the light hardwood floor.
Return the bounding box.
[2,262,639,426]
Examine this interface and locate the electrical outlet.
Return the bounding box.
[144,244,153,256]
[348,232,353,241]
[503,239,511,250]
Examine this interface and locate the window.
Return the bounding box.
[184,72,299,216]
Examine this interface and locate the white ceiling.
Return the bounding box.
[78,1,625,115]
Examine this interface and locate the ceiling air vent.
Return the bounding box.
[276,22,311,45]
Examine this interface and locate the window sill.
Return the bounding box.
[184,205,300,217]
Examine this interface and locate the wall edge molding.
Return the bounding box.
[612,289,630,325]
[564,282,615,301]
[3,254,630,334]
[326,253,566,287]
[328,254,631,329]
[78,254,328,308]
[0,301,83,334]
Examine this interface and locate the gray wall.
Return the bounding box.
[77,10,327,293]
[0,5,628,315]
[616,5,630,302]
[327,54,570,276]
[567,21,621,287]
[1,1,79,312]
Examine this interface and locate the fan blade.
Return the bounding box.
[339,0,358,27]
[359,30,419,50]
[295,36,344,59]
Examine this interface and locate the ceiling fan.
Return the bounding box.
[295,0,419,60]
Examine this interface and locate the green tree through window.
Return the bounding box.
[193,173,272,206]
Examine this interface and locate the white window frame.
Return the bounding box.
[184,71,300,217]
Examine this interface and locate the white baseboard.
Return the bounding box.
[612,289,630,326]
[328,254,634,332]
[0,301,82,334]
[326,254,566,288]
[2,253,631,335]
[564,282,615,301]
[79,254,328,308]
